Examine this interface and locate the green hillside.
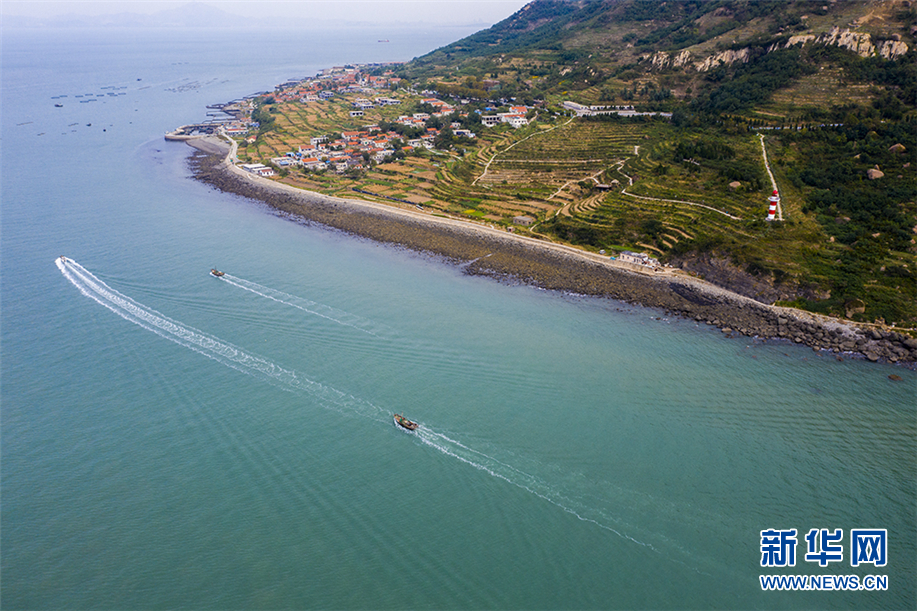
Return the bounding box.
[380,0,916,325]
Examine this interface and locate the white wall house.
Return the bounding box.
[241,163,275,177]
[501,114,528,128]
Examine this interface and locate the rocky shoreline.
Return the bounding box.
[185,137,917,367]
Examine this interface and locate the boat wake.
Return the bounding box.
[413,426,659,552]
[215,273,379,336]
[56,257,387,421]
[55,258,690,560]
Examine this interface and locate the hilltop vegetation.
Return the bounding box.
[242,0,916,325]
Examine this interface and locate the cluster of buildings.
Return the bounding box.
[226,63,540,176]
[392,97,456,125]
[236,93,532,176]
[269,65,405,105]
[239,89,505,175]
[617,250,661,268]
[480,105,530,129]
[349,96,401,117]
[394,99,529,129]
[242,124,441,175]
[562,101,671,119]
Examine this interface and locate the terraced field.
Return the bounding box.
[533,126,818,264]
[242,98,835,295]
[477,121,648,190]
[501,121,645,160]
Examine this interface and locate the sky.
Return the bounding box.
[2,0,532,25]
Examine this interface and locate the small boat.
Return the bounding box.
[393,413,418,431]
[210,269,225,277]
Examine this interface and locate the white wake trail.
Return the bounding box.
[57,258,666,554]
[413,425,659,552]
[217,273,378,336]
[56,258,387,420]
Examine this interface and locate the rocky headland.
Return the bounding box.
[185,136,917,367]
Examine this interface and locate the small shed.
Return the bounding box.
[513,215,536,226]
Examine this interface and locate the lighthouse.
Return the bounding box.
[766,189,779,221]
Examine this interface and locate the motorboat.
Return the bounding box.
[393,413,418,431]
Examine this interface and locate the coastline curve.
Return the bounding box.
[180,135,917,366]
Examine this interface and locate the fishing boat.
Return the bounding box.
[210,269,225,277]
[393,413,418,431]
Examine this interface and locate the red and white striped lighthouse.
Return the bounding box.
[766,189,779,221]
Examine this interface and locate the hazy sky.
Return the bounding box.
[3,0,531,24]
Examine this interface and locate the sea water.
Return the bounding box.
[2,27,915,610]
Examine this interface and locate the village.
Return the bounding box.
[193,64,534,179]
[166,64,678,273]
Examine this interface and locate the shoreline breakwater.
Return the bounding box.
[184,136,917,367]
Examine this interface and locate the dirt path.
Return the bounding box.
[758,133,783,220]
[613,160,742,220]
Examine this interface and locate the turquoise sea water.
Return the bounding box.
[2,27,915,610]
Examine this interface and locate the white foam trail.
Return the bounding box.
[56,259,670,555]
[413,425,658,552]
[56,258,387,420]
[216,273,378,336]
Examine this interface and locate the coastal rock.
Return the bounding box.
[667,253,799,303]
